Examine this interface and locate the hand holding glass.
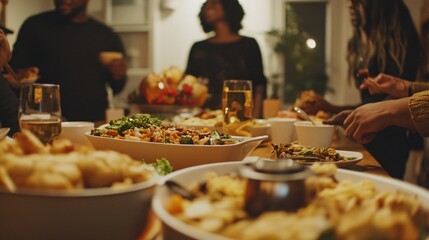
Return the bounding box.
[222,80,253,136]
[19,84,61,144]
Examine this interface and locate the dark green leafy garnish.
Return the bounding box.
[92,114,162,135]
[148,158,173,176]
[302,150,313,156]
[179,136,194,144]
[91,128,102,136]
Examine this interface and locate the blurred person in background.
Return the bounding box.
[8,0,128,122]
[0,0,19,137]
[300,0,424,179]
[185,0,267,118]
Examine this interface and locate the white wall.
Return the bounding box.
[6,0,53,47]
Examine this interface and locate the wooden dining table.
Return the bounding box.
[250,137,389,177]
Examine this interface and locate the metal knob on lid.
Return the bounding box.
[240,158,312,217]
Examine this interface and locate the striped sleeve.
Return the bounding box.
[409,91,429,137]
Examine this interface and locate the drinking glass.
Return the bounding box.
[222,80,253,136]
[19,84,62,144]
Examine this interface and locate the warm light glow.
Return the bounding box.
[306,38,316,49]
[158,82,165,89]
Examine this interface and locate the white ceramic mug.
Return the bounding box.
[58,121,94,146]
[268,118,297,144]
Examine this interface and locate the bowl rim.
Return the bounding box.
[153,161,429,240]
[85,132,268,148]
[294,121,334,128]
[268,117,297,122]
[0,169,159,198]
[61,121,95,128]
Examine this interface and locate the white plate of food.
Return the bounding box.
[271,142,363,168]
[153,161,429,240]
[290,150,363,168]
[86,114,268,170]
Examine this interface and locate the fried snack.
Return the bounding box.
[0,166,16,192]
[0,131,154,192]
[14,129,48,154]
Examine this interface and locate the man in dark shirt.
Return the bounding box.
[10,0,127,122]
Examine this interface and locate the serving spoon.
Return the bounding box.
[165,180,198,200]
[293,106,316,126]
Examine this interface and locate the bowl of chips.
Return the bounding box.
[0,131,158,240]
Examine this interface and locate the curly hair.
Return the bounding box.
[347,0,423,79]
[198,0,245,34]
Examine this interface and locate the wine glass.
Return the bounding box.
[19,84,62,144]
[222,80,253,136]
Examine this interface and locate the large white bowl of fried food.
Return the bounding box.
[86,114,268,170]
[0,130,160,240]
[153,161,429,240]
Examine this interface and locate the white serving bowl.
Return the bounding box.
[0,173,158,240]
[251,119,271,141]
[86,133,268,170]
[153,162,429,240]
[294,121,335,147]
[58,121,94,146]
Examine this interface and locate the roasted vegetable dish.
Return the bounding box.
[91,114,238,145]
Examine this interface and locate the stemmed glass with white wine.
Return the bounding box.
[19,84,61,144]
[222,80,253,136]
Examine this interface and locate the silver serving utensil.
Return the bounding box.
[293,106,316,126]
[240,158,312,217]
[165,180,197,200]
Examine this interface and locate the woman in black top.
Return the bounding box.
[186,0,267,118]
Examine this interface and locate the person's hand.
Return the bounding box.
[0,29,11,69]
[299,92,334,115]
[4,67,39,89]
[323,110,353,126]
[106,58,128,80]
[342,101,395,144]
[359,73,410,98]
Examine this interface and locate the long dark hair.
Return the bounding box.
[198,0,245,34]
[347,0,423,79]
